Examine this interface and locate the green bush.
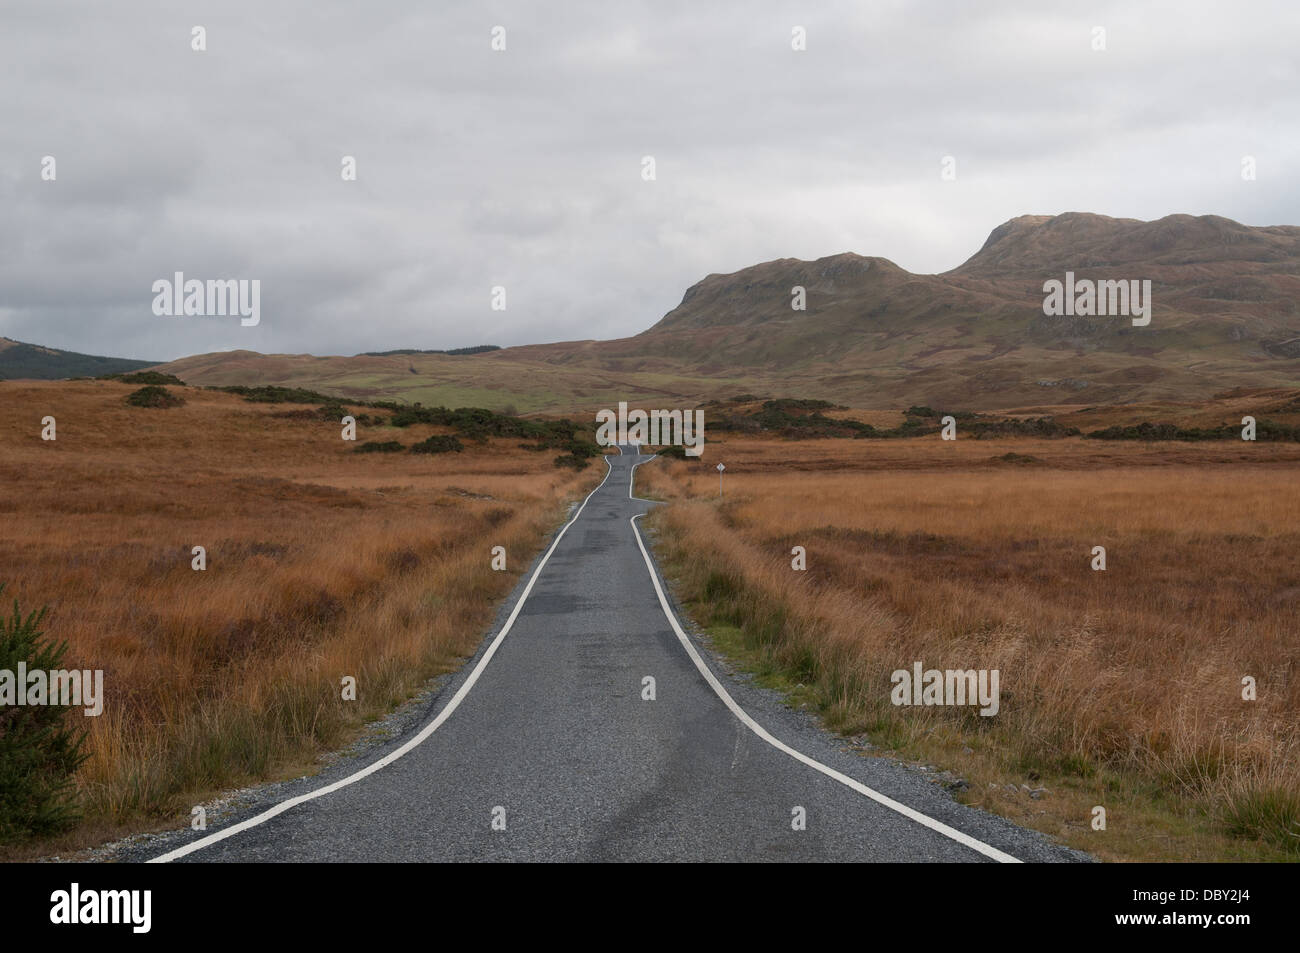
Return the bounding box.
[0,586,88,842]
[125,385,186,408]
[101,371,186,386]
[353,440,404,454]
[1086,419,1300,442]
[388,405,597,457]
[410,435,464,454]
[214,385,338,404]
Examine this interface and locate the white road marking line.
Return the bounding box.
[626,458,1023,864]
[151,444,1018,863]
[149,456,617,863]
[625,445,657,502]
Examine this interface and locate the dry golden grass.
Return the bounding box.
[639,435,1300,861]
[0,380,599,855]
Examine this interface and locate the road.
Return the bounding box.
[142,447,1082,863]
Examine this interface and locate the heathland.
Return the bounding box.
[4,209,1299,861]
[635,406,1300,862]
[0,377,602,856]
[3,376,1297,861]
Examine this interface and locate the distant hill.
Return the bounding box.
[510,211,1300,407]
[358,345,501,357]
[153,212,1300,411]
[0,337,156,380]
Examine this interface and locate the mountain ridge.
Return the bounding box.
[11,212,1298,411]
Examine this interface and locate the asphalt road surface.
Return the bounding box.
[141,447,1084,863]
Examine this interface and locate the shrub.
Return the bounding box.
[553,452,590,470]
[410,435,464,454]
[967,417,1079,439]
[0,586,88,842]
[101,371,186,386]
[389,405,597,456]
[353,441,404,454]
[1087,419,1300,442]
[125,385,185,408]
[214,385,338,404]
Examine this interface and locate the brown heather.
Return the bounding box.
[637,435,1300,861]
[0,380,599,855]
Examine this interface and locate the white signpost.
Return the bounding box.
[716,462,725,498]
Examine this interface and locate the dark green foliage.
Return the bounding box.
[353,440,405,454]
[762,411,874,439]
[270,404,385,426]
[125,385,186,408]
[903,406,976,421]
[1251,419,1300,441]
[704,398,870,439]
[213,385,339,404]
[703,571,742,602]
[887,417,937,437]
[322,404,386,426]
[0,586,88,841]
[441,346,502,356]
[706,396,1077,440]
[318,402,348,420]
[965,418,1080,439]
[100,371,186,386]
[553,452,591,470]
[389,405,532,437]
[388,405,597,460]
[359,345,501,356]
[761,398,839,412]
[410,435,464,454]
[0,339,153,381]
[1087,419,1300,442]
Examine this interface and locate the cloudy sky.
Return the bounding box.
[2,0,1297,362]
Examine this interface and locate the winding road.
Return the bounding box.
[142,447,1081,863]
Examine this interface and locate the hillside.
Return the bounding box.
[155,212,1300,412]
[0,337,156,381]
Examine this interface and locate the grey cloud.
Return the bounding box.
[1,0,1297,362]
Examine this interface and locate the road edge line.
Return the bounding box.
[148,454,617,863]
[626,462,1023,864]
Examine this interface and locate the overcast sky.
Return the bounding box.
[2,0,1297,362]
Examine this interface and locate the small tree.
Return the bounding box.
[0,585,88,841]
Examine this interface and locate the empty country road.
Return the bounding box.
[139,447,1083,863]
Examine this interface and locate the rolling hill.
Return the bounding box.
[148,212,1300,412]
[0,337,156,381]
